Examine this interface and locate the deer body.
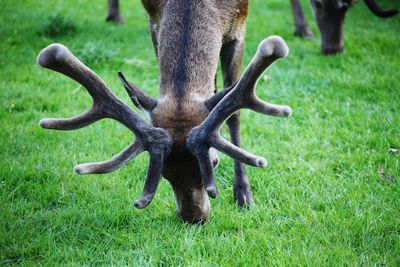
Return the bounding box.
[38,0,291,223]
[144,0,249,222]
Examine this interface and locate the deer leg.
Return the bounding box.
[227,114,253,206]
[106,0,124,23]
[220,39,253,207]
[290,0,313,39]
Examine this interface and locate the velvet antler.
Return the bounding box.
[37,43,171,208]
[188,36,292,198]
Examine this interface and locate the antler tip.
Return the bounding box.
[206,186,218,198]
[39,119,48,128]
[258,36,289,59]
[283,106,292,117]
[74,164,90,175]
[257,158,268,168]
[39,118,54,129]
[134,198,150,209]
[37,43,69,68]
[117,71,128,84]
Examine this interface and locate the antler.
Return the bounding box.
[187,36,291,198]
[37,43,172,209]
[118,72,157,112]
[363,0,399,18]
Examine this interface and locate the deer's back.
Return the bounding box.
[142,0,249,99]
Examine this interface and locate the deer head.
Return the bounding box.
[37,0,291,223]
[309,0,398,54]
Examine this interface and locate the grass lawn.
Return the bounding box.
[1,0,399,265]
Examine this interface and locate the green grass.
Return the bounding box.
[1,0,399,265]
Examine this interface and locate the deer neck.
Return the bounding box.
[157,0,222,103]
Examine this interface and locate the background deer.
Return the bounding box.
[105,0,398,55]
[291,0,399,54]
[38,0,291,223]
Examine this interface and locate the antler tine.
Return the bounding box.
[37,43,172,208]
[188,36,291,198]
[118,72,158,112]
[134,150,165,208]
[211,135,268,167]
[74,140,144,174]
[39,108,101,130]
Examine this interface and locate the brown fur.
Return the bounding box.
[39,1,292,224]
[142,0,249,222]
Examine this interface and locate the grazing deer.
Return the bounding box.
[291,0,398,54]
[105,0,398,54]
[37,0,291,223]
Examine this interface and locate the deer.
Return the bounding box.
[291,0,399,54]
[105,0,398,55]
[106,0,399,55]
[37,0,292,223]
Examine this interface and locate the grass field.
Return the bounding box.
[1,0,399,265]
